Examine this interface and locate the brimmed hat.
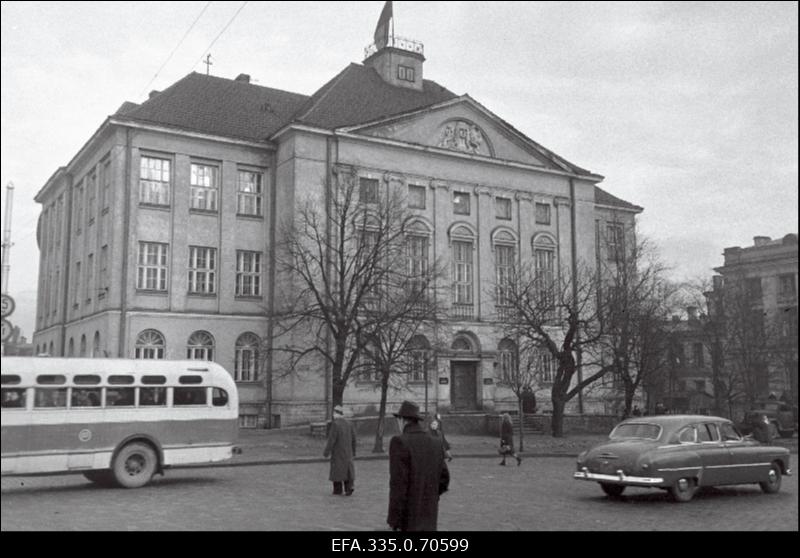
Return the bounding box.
[393,400,422,420]
[333,405,345,416]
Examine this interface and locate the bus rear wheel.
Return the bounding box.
[112,442,157,488]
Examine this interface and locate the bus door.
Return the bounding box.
[1,383,30,474]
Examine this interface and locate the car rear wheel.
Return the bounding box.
[112,442,157,488]
[600,483,625,498]
[669,477,696,503]
[759,462,782,494]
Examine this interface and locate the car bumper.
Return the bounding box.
[574,467,664,486]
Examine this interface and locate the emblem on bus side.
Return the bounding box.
[78,429,92,442]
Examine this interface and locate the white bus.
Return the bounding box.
[1,357,240,488]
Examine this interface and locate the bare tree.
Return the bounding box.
[271,166,415,415]
[596,231,677,418]
[497,260,611,437]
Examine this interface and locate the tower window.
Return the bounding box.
[398,65,415,82]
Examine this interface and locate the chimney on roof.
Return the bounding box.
[235,73,251,83]
[149,90,160,99]
[753,236,771,247]
[712,275,724,290]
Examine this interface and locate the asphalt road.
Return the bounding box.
[1,456,797,531]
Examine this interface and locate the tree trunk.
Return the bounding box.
[331,375,345,409]
[551,396,566,438]
[623,379,635,419]
[372,373,390,453]
[517,396,525,451]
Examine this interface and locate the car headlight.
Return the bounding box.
[577,450,588,464]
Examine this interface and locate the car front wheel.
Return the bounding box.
[600,483,625,498]
[759,462,782,494]
[669,477,696,503]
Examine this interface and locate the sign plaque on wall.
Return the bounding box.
[438,377,449,385]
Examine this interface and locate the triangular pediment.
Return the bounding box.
[340,96,593,175]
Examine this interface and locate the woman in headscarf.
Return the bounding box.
[499,413,522,466]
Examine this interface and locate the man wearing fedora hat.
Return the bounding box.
[387,400,450,531]
[323,405,357,495]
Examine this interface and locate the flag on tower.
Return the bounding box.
[374,1,393,49]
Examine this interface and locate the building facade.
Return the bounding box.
[33,19,641,427]
[704,234,799,415]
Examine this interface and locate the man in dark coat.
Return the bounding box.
[323,405,357,495]
[387,400,450,531]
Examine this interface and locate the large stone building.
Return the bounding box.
[705,234,798,412]
[32,12,641,427]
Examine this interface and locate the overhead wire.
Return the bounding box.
[137,1,213,99]
[191,1,249,73]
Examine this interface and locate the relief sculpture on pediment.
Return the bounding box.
[436,120,491,156]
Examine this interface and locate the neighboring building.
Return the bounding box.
[32,12,641,426]
[705,234,799,416]
[2,326,34,357]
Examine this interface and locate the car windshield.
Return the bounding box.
[609,422,662,441]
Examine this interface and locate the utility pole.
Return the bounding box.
[1,182,14,295]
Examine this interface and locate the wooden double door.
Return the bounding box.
[450,361,478,411]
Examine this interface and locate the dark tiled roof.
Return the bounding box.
[293,63,458,129]
[594,186,643,212]
[115,101,140,115]
[117,72,309,141]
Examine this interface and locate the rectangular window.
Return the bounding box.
[535,203,551,225]
[139,156,170,206]
[85,253,94,303]
[537,349,557,383]
[398,65,415,82]
[606,223,624,261]
[72,261,81,307]
[359,177,379,204]
[495,245,515,306]
[74,183,84,235]
[746,277,763,304]
[99,246,108,297]
[693,342,704,368]
[101,158,111,210]
[236,251,262,297]
[137,242,168,291]
[410,350,426,382]
[453,191,470,215]
[406,235,429,297]
[190,163,219,211]
[408,184,426,209]
[86,172,96,224]
[533,248,554,307]
[452,240,473,304]
[237,169,263,216]
[496,197,512,220]
[188,246,216,294]
[778,274,796,300]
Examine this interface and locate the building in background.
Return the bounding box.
[32,9,641,426]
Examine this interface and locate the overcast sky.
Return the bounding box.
[1,1,798,338]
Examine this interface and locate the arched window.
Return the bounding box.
[532,234,557,308]
[187,330,214,361]
[451,336,473,352]
[135,329,165,359]
[92,331,101,358]
[235,332,261,382]
[408,335,431,382]
[498,339,517,383]
[494,233,516,308]
[450,225,476,315]
[49,341,54,356]
[79,334,87,357]
[68,337,75,357]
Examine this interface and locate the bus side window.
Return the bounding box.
[106,387,135,407]
[139,387,166,406]
[174,387,207,406]
[212,388,228,407]
[71,388,101,408]
[34,388,67,408]
[1,388,26,409]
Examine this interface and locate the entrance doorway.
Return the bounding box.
[450,362,478,411]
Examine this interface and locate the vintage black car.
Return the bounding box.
[574,415,792,502]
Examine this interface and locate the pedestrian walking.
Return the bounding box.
[323,405,357,496]
[387,400,450,532]
[428,412,452,462]
[498,412,522,466]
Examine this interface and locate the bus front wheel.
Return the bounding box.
[112,442,157,488]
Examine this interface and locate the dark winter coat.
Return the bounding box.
[500,419,515,451]
[323,417,356,482]
[387,422,450,532]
